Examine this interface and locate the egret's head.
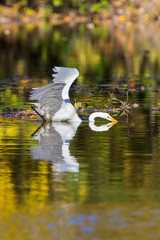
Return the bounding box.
[104,113,118,123]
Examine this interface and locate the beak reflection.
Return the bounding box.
[107,120,118,128]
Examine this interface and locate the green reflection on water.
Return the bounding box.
[0,23,160,83]
[0,116,160,207]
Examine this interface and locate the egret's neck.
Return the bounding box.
[89,112,104,122]
[62,79,74,100]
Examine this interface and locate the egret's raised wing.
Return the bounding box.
[30,67,79,117]
[52,66,79,83]
[30,82,65,114]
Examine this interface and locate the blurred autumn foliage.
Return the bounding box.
[0,0,160,24]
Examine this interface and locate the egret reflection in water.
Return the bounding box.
[30,119,117,173]
[31,121,81,172]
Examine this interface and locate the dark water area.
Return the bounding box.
[1,22,160,239]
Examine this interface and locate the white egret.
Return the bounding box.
[30,66,117,124]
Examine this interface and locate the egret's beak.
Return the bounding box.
[108,116,118,123]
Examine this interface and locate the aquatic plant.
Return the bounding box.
[74,88,139,118]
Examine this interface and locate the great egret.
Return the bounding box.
[30,67,117,123]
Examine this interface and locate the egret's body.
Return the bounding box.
[30,67,81,122]
[30,66,117,124]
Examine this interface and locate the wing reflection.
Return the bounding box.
[31,121,81,172]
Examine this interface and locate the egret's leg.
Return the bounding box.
[31,105,46,123]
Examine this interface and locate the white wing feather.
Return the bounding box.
[52,66,79,83]
[30,67,79,118]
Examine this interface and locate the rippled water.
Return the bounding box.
[1,23,160,239]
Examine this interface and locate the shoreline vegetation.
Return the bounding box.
[0,0,160,26]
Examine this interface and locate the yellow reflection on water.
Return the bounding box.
[24,162,52,206]
[0,164,16,209]
[0,121,53,208]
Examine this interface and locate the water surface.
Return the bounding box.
[0,22,160,239]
